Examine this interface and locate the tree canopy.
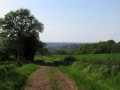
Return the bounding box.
[0,8,45,62]
[79,40,120,54]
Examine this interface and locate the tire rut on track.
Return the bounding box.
[25,66,52,90]
[53,67,78,90]
[24,65,78,90]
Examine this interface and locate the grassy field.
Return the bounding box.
[1,53,120,90]
[35,55,67,62]
[36,53,120,65]
[0,63,40,90]
[74,53,120,67]
[45,53,120,90]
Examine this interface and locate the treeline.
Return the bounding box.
[48,40,120,55]
[48,49,79,55]
[79,40,120,54]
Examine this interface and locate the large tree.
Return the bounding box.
[0,8,44,62]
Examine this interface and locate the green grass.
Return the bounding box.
[0,63,40,90]
[58,61,120,90]
[73,53,120,67]
[35,55,67,62]
[46,66,60,90]
[44,53,120,90]
[0,61,15,69]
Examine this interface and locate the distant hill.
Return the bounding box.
[45,42,86,47]
[45,42,86,51]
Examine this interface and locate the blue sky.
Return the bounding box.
[0,0,120,42]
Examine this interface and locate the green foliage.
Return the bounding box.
[36,42,48,56]
[46,66,60,90]
[79,40,120,54]
[36,55,67,62]
[0,63,40,90]
[74,53,120,67]
[53,55,76,66]
[0,8,43,38]
[0,8,44,62]
[57,54,120,90]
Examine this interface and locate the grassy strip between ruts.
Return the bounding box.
[46,66,60,90]
[0,63,40,90]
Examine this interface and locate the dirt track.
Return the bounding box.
[25,66,52,90]
[54,67,78,90]
[24,66,78,90]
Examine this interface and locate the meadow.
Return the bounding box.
[0,53,120,90]
[44,53,120,90]
[74,53,120,66]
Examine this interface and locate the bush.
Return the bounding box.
[54,55,76,66]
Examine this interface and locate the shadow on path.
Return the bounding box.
[34,56,76,67]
